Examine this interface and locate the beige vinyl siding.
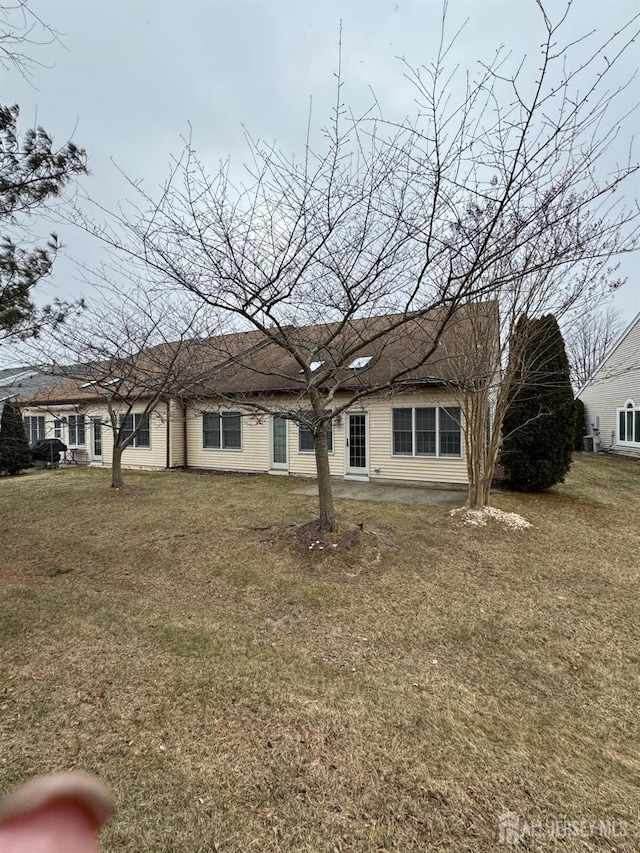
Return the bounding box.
[185,392,468,483]
[26,390,471,483]
[83,408,108,464]
[88,405,168,470]
[288,416,345,478]
[22,404,170,470]
[186,405,269,472]
[579,314,640,452]
[367,390,468,485]
[283,390,467,483]
[168,399,186,468]
[186,402,344,477]
[65,410,90,464]
[21,406,91,463]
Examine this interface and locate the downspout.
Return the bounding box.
[183,401,188,469]
[166,399,171,469]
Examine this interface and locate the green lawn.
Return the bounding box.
[1,456,638,851]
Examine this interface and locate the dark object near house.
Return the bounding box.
[574,397,586,451]
[30,438,67,469]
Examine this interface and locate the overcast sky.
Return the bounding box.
[4,0,640,353]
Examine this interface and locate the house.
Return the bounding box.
[578,311,640,457]
[17,305,498,485]
[0,366,66,419]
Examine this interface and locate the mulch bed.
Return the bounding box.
[295,518,362,554]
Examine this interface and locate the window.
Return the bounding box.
[618,400,640,446]
[119,413,150,448]
[392,408,413,454]
[68,415,86,446]
[92,418,102,457]
[392,406,461,457]
[202,412,241,450]
[298,415,333,453]
[53,419,63,440]
[439,407,462,456]
[416,407,437,455]
[23,416,45,444]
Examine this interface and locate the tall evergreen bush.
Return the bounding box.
[0,401,32,475]
[500,314,575,491]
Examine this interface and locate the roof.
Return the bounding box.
[18,303,499,407]
[0,366,69,413]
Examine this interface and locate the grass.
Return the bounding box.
[0,456,639,851]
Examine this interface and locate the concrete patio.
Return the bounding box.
[290,479,467,507]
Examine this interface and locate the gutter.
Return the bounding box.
[166,399,171,469]
[183,401,188,469]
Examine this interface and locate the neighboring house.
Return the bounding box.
[18,308,497,485]
[0,366,66,420]
[578,311,640,458]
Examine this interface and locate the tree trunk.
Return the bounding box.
[313,424,336,533]
[465,384,505,508]
[464,388,495,508]
[111,444,124,488]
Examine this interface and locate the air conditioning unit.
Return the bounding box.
[583,435,595,453]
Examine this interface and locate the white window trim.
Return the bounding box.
[617,399,640,446]
[202,411,243,452]
[120,413,152,450]
[391,406,462,459]
[297,418,334,454]
[23,415,45,443]
[67,415,86,448]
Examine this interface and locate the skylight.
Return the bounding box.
[298,361,324,374]
[80,377,120,388]
[347,356,372,369]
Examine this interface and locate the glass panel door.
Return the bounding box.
[91,418,103,462]
[346,413,368,475]
[271,416,287,470]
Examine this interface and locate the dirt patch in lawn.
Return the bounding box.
[295,518,363,553]
[246,518,399,578]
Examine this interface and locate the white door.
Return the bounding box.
[345,413,368,477]
[91,418,103,463]
[270,416,288,471]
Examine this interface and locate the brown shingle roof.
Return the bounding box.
[18,303,498,406]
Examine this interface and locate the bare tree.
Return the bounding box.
[0,0,60,76]
[437,243,629,506]
[564,303,625,389]
[68,2,638,527]
[19,281,210,488]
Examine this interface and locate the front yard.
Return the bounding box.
[1,457,638,851]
